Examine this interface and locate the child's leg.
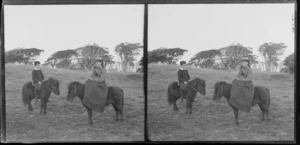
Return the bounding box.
[180,84,185,102]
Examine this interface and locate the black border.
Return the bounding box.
[144,4,149,142]
[1,0,298,144]
[0,2,5,143]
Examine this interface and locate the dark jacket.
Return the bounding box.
[178,68,190,84]
[32,69,44,84]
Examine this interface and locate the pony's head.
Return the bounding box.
[67,82,80,102]
[213,81,227,102]
[48,77,60,96]
[192,78,206,96]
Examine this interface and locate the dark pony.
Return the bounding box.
[22,77,60,114]
[213,81,270,125]
[67,81,124,125]
[167,77,206,114]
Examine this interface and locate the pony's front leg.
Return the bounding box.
[185,99,190,114]
[44,100,47,114]
[189,100,193,115]
[233,108,239,125]
[40,98,44,115]
[85,106,93,125]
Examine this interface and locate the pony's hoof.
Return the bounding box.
[235,121,239,125]
[28,108,33,111]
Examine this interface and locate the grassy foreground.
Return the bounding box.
[5,64,144,142]
[147,64,294,141]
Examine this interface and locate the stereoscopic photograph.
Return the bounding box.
[4,4,144,142]
[147,4,295,141]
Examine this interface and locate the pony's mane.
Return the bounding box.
[214,81,228,92]
[68,81,82,90]
[45,77,58,82]
[190,77,205,86]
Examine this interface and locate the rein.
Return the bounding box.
[187,84,199,92]
[42,83,52,92]
[41,79,54,92]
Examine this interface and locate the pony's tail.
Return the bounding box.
[22,86,28,107]
[167,87,173,107]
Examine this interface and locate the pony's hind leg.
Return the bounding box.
[40,98,44,115]
[265,110,270,122]
[112,103,119,121]
[232,107,239,125]
[258,103,265,121]
[84,105,93,125]
[120,109,124,121]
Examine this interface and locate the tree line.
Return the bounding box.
[148,42,294,74]
[5,42,143,72]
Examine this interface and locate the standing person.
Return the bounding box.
[32,61,44,102]
[229,58,254,113]
[83,58,108,113]
[178,61,191,103]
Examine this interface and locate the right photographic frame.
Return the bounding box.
[147,3,295,141]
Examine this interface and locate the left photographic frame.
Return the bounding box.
[1,3,145,143]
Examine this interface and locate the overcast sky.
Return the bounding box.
[5,5,144,63]
[149,4,295,63]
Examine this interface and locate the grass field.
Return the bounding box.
[147,64,294,141]
[5,64,144,142]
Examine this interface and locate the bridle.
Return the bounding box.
[41,81,52,92]
[187,80,203,93]
[187,84,200,92]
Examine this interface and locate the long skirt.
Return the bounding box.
[229,79,254,113]
[83,79,108,113]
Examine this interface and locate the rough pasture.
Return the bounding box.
[147,64,294,141]
[5,64,144,142]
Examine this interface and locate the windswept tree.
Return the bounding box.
[258,42,287,72]
[115,42,143,72]
[76,43,114,69]
[188,49,221,68]
[283,53,294,74]
[5,48,44,64]
[45,49,78,68]
[218,43,257,69]
[148,47,187,64]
